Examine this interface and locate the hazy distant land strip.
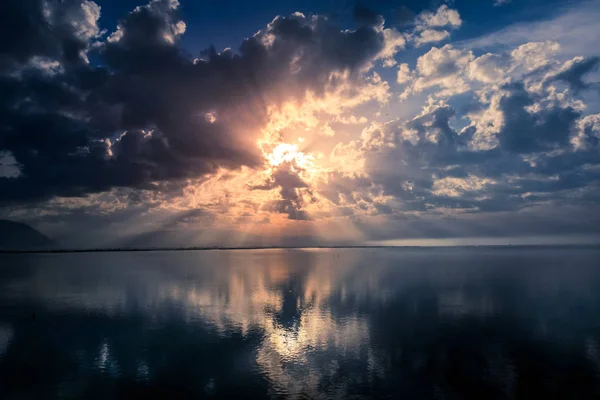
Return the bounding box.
[2,244,600,254]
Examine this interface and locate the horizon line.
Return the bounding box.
[2,243,600,254]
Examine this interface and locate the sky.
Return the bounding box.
[1,0,600,248]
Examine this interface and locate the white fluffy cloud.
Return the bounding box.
[396,63,413,84]
[412,44,475,95]
[403,40,576,100]
[408,5,462,47]
[414,29,450,47]
[377,28,406,67]
[415,5,462,29]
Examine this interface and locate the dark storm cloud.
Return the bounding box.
[0,0,389,205]
[497,83,579,153]
[0,0,99,71]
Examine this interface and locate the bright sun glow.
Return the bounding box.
[267,143,314,169]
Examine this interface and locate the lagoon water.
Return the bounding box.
[0,248,599,399]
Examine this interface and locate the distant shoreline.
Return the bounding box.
[1,244,600,254]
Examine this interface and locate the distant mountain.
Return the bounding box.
[0,220,55,250]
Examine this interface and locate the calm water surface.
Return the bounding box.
[0,248,599,399]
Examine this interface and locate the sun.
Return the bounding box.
[267,143,314,170]
[255,106,326,189]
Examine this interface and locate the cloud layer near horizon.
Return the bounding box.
[1,0,600,245]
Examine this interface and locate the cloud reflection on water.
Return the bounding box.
[0,248,599,398]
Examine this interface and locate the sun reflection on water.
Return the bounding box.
[156,251,375,389]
